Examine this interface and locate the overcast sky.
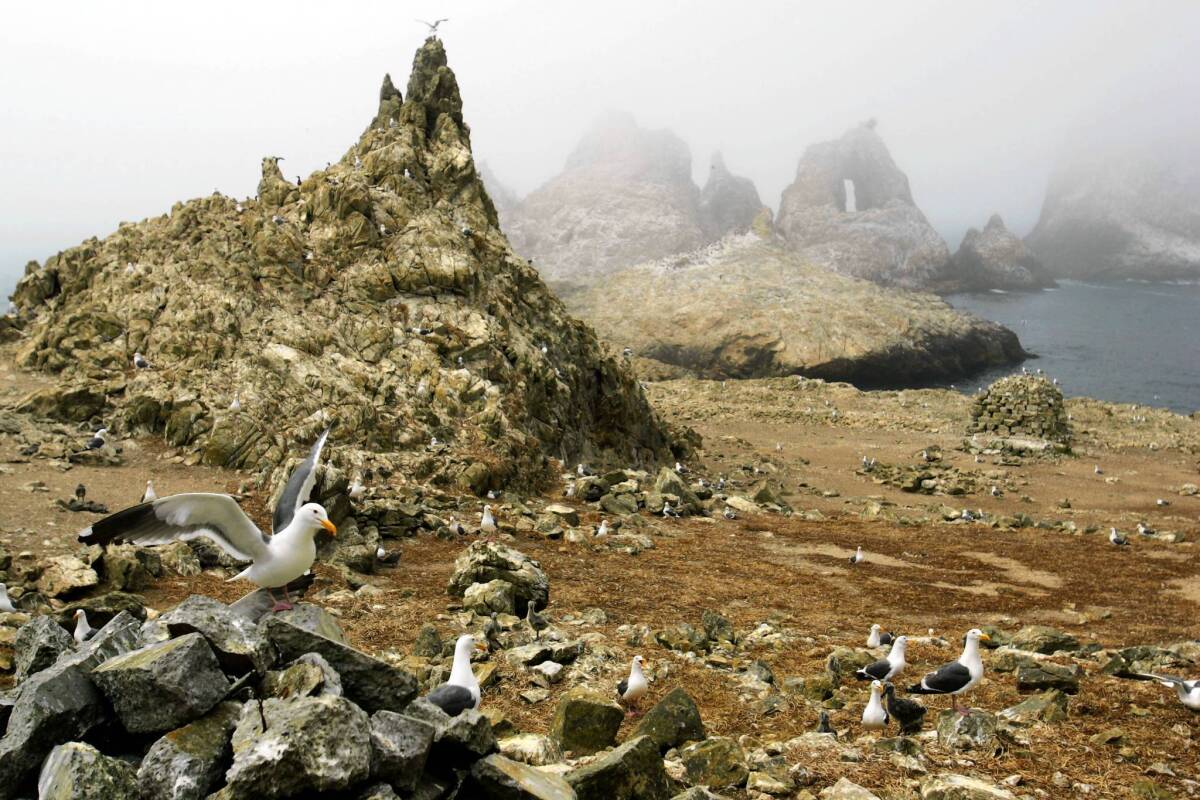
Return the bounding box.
[3,0,1198,299]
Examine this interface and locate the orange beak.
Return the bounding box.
[475,641,488,652]
[320,519,337,536]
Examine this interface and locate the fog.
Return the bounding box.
[3,0,1198,299]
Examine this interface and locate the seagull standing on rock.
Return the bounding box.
[425,634,487,716]
[132,352,150,369]
[72,610,92,643]
[79,429,336,612]
[480,505,497,538]
[908,628,990,713]
[349,476,367,501]
[617,655,648,716]
[84,429,108,451]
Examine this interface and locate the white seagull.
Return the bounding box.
[1135,674,1200,711]
[849,546,865,564]
[856,636,907,682]
[908,628,991,713]
[133,352,150,369]
[1094,465,1103,475]
[480,505,497,537]
[0,582,15,613]
[867,623,895,648]
[84,428,108,451]
[425,634,487,716]
[416,17,449,34]
[79,429,337,612]
[349,476,367,501]
[229,393,241,413]
[1110,527,1129,546]
[617,655,649,715]
[141,481,157,503]
[595,519,609,537]
[862,680,888,730]
[72,609,93,644]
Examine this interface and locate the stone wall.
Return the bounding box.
[968,375,1070,444]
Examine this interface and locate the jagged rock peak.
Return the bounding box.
[699,151,765,239]
[951,213,1055,292]
[10,37,678,497]
[379,73,401,103]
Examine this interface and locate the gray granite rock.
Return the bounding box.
[463,754,577,799]
[37,741,139,800]
[403,698,498,769]
[566,735,672,800]
[137,701,242,800]
[158,595,274,673]
[448,541,549,615]
[13,614,74,683]
[370,710,436,791]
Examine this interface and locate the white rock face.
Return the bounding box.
[1026,146,1200,280]
[775,122,952,290]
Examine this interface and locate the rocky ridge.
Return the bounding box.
[950,215,1055,292]
[8,39,677,498]
[560,232,1025,383]
[775,122,952,290]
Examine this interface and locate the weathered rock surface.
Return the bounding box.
[634,687,706,752]
[968,376,1070,445]
[679,736,748,789]
[1025,143,1200,281]
[819,777,882,799]
[369,710,435,791]
[261,614,418,713]
[550,687,624,755]
[137,701,243,800]
[13,614,74,683]
[775,122,952,289]
[562,234,1024,383]
[567,735,673,800]
[91,632,230,733]
[37,741,139,800]
[402,698,498,768]
[699,152,766,240]
[448,541,549,614]
[10,38,675,499]
[936,710,999,752]
[219,695,372,799]
[463,753,578,800]
[920,773,1016,800]
[949,214,1054,291]
[158,594,273,673]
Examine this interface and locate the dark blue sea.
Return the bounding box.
[944,280,1200,415]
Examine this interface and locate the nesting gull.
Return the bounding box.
[0,582,15,613]
[425,634,487,716]
[72,610,93,644]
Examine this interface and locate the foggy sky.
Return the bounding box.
[3,0,1198,300]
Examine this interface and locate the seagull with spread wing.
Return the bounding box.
[416,17,448,34]
[79,429,336,612]
[1132,673,1200,711]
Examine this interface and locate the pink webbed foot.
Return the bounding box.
[271,601,294,612]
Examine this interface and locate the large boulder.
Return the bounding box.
[37,742,139,800]
[679,737,748,790]
[463,579,518,616]
[566,735,673,800]
[13,614,74,683]
[402,699,498,769]
[448,541,550,614]
[1015,661,1081,694]
[261,615,417,713]
[369,711,436,791]
[936,710,999,752]
[949,214,1054,291]
[634,687,706,752]
[218,695,372,799]
[36,555,99,599]
[550,687,624,755]
[699,152,766,240]
[91,632,230,734]
[157,595,274,673]
[137,701,243,800]
[998,689,1070,725]
[775,122,952,290]
[463,754,577,800]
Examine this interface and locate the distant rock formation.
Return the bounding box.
[699,152,764,240]
[559,231,1025,384]
[775,123,952,290]
[504,113,763,285]
[10,38,677,495]
[477,161,519,228]
[949,214,1055,291]
[1026,148,1200,281]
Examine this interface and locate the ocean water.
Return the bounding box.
[944,280,1200,415]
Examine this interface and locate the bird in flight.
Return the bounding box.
[417,18,449,34]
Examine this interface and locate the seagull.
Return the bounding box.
[486,490,497,499]
[565,483,576,499]
[1094,465,1103,475]
[595,519,609,538]
[622,347,633,359]
[960,508,975,522]
[815,711,834,734]
[862,680,888,730]
[74,484,86,502]
[849,546,864,565]
[448,517,466,536]
[79,429,336,612]
[84,428,108,451]
[1157,498,1170,507]
[141,481,157,503]
[1110,527,1129,546]
[235,203,244,213]
[229,393,241,412]
[72,609,93,644]
[348,476,367,501]
[723,507,736,520]
[576,464,587,477]
[674,461,688,475]
[617,655,649,715]
[990,485,1001,497]
[867,624,895,648]
[132,352,150,369]
[425,634,487,716]
[375,546,400,565]
[1133,674,1200,711]
[662,502,679,518]
[416,17,449,34]
[0,582,15,613]
[525,603,548,637]
[124,262,136,275]
[1137,522,1155,537]
[480,505,497,537]
[908,628,990,713]
[856,636,907,682]
[883,682,926,734]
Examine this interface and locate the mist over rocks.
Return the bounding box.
[8,38,678,495]
[504,112,763,285]
[1026,146,1200,281]
[775,122,953,290]
[949,214,1055,292]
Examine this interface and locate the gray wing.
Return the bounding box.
[856,659,890,680]
[80,494,269,562]
[426,684,474,716]
[918,661,971,693]
[272,428,330,533]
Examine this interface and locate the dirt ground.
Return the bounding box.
[4,360,1200,798]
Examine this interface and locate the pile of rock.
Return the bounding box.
[447,540,550,617]
[967,376,1071,445]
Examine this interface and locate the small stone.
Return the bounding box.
[634,687,706,752]
[463,754,576,799]
[498,733,563,766]
[919,773,1016,799]
[936,709,998,752]
[1009,625,1079,655]
[680,736,748,789]
[402,698,498,767]
[464,579,517,616]
[818,777,882,799]
[447,541,549,615]
[531,660,565,686]
[1089,727,1124,746]
[998,689,1069,725]
[412,624,443,658]
[1015,661,1081,694]
[262,652,344,699]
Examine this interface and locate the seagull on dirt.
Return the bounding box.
[74,484,87,501]
[883,682,927,734]
[674,461,688,475]
[132,352,150,369]
[990,486,1001,497]
[867,624,895,648]
[908,628,990,713]
[1157,498,1170,507]
[1094,465,1103,475]
[1110,527,1129,546]
[124,262,136,275]
[862,680,888,730]
[849,546,865,565]
[1137,522,1155,537]
[141,481,157,503]
[595,519,609,538]
[662,502,680,518]
[79,429,336,612]
[617,655,649,715]
[375,546,400,565]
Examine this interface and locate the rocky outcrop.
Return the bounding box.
[950,215,1055,291]
[477,161,520,228]
[560,233,1025,384]
[9,39,676,496]
[967,375,1070,445]
[775,122,952,289]
[1026,146,1200,281]
[504,113,761,285]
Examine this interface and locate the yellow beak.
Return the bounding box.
[475,642,488,652]
[978,633,991,642]
[320,519,337,536]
